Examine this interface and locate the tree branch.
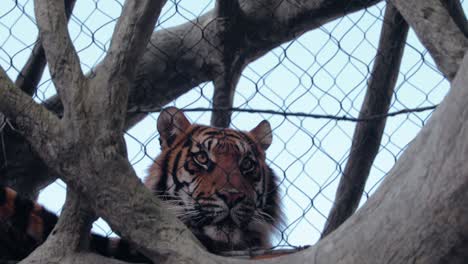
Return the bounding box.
[211,72,242,127]
[0,0,383,199]
[0,0,77,198]
[91,0,167,130]
[124,0,383,115]
[443,0,468,38]
[321,3,409,238]
[390,0,468,80]
[5,1,211,262]
[15,0,77,96]
[14,44,45,97]
[0,67,62,152]
[34,0,86,110]
[2,1,468,262]
[100,1,166,82]
[211,0,244,127]
[25,48,468,264]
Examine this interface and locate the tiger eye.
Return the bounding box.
[194,151,209,165]
[240,157,255,172]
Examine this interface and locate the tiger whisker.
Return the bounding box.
[255,210,275,223]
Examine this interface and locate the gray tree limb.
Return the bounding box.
[210,0,244,127]
[2,1,208,263]
[211,72,243,127]
[0,0,76,199]
[0,68,62,150]
[15,0,76,96]
[33,48,468,264]
[124,0,383,115]
[390,0,468,80]
[321,3,409,238]
[444,0,468,38]
[2,0,384,200]
[2,2,468,263]
[14,44,45,96]
[34,0,86,110]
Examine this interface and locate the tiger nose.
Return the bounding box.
[217,190,245,207]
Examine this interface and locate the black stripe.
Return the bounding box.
[264,167,280,223]
[223,132,242,140]
[156,157,169,194]
[12,195,34,233]
[191,126,210,137]
[167,126,202,151]
[156,125,199,193]
[191,180,202,197]
[233,142,241,153]
[260,166,267,208]
[207,139,213,151]
[0,187,6,206]
[172,151,183,192]
[203,131,218,136]
[239,132,260,156]
[183,136,193,147]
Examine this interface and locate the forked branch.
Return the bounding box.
[34,0,85,109]
[15,0,77,96]
[90,0,166,131]
[7,0,382,198]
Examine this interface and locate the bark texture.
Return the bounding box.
[20,190,96,264]
[3,47,468,264]
[390,0,468,79]
[1,0,468,263]
[1,0,384,198]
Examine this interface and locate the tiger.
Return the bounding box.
[0,107,283,261]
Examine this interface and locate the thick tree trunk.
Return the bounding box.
[1,1,468,263]
[2,0,383,198]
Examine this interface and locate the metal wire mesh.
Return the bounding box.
[0,0,455,252]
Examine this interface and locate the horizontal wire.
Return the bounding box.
[128,105,438,122]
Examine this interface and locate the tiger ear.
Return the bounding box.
[250,120,272,150]
[157,107,191,148]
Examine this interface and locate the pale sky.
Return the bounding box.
[0,0,458,247]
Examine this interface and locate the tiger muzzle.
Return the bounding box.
[217,189,246,208]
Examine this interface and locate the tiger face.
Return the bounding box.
[145,107,282,253]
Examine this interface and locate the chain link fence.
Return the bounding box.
[0,0,456,251]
